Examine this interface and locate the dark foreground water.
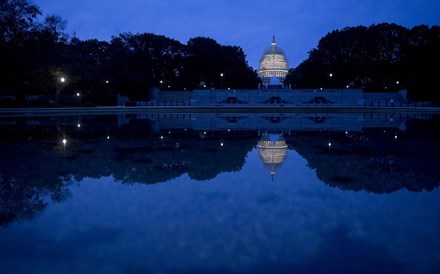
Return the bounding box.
[0,112,439,274]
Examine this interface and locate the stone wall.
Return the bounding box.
[189,89,408,106]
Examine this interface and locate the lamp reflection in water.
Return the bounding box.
[258,132,288,181]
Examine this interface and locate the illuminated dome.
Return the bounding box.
[258,36,289,86]
[258,133,288,180]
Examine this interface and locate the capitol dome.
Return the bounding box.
[258,36,289,86]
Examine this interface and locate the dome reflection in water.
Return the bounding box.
[0,112,439,273]
[258,132,288,180]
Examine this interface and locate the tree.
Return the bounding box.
[107,33,186,99]
[0,1,258,105]
[185,37,258,90]
[286,23,440,102]
[0,0,41,46]
[0,0,70,102]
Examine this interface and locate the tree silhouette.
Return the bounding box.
[286,23,440,103]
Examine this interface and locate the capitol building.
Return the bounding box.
[258,36,289,88]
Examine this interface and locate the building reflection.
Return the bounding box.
[258,132,288,180]
[0,113,439,227]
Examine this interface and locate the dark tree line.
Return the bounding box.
[286,23,440,102]
[3,1,440,105]
[0,0,258,106]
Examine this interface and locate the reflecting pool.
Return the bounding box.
[0,112,439,273]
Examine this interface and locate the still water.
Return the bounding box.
[0,112,439,274]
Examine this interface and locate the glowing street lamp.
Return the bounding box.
[220,73,224,89]
[56,76,67,104]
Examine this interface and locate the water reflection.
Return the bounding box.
[0,113,439,227]
[258,132,288,180]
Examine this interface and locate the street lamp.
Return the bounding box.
[56,76,67,104]
[220,73,224,89]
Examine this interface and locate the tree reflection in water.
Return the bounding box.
[0,113,439,226]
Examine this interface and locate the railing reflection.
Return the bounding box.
[0,113,438,227]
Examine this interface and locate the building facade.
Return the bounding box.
[258,36,289,88]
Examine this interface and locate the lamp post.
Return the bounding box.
[329,73,333,89]
[56,76,66,105]
[220,73,224,89]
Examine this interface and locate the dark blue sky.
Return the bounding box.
[34,0,440,68]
